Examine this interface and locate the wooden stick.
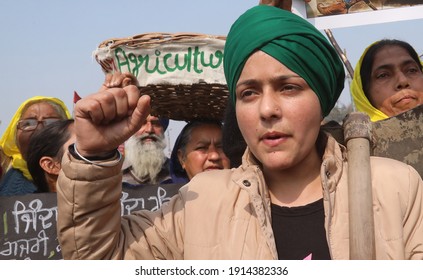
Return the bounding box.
[324,29,355,78]
[343,112,376,259]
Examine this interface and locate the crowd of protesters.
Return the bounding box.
[0,0,422,261]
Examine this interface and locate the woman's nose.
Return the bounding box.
[259,91,282,120]
[396,71,410,90]
[207,146,221,161]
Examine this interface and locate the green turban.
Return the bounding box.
[224,5,345,117]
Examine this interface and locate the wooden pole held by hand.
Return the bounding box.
[343,112,376,260]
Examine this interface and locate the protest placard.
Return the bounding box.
[0,184,182,260]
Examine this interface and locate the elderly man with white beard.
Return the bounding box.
[96,71,173,186]
[122,115,173,186]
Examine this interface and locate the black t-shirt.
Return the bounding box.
[271,198,331,260]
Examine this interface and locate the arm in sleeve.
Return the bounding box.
[56,150,185,260]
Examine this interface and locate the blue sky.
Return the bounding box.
[1,0,422,152]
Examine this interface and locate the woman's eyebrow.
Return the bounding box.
[236,74,301,88]
[373,59,418,72]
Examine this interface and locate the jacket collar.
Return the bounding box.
[319,132,346,194]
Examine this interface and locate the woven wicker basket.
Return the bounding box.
[94,33,229,121]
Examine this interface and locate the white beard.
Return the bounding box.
[124,133,167,184]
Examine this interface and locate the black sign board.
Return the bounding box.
[0,183,182,260]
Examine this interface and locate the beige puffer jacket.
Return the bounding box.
[57,134,423,259]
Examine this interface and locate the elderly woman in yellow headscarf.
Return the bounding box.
[0,96,70,196]
[351,39,423,122]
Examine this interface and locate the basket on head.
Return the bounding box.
[93,32,229,121]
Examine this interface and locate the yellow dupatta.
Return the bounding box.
[351,42,423,122]
[0,96,71,180]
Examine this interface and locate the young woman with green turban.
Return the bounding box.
[56,5,423,260]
